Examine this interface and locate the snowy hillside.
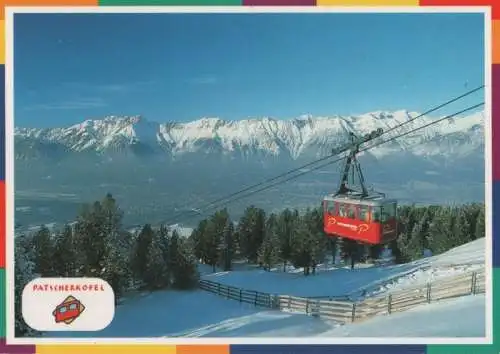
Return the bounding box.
[47,238,486,338]
[200,238,485,299]
[15,110,484,160]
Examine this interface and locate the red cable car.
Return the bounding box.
[323,130,398,245]
[323,196,398,245]
[53,299,82,323]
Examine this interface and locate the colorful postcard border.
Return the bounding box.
[0,1,498,353]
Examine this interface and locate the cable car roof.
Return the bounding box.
[323,194,397,206]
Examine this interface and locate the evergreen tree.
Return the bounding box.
[168,229,181,280]
[475,206,485,240]
[52,225,77,277]
[133,224,155,282]
[14,236,37,337]
[339,238,362,269]
[220,220,235,271]
[237,206,266,263]
[368,244,384,262]
[258,213,281,271]
[290,216,315,275]
[144,232,169,290]
[276,208,294,272]
[452,208,472,248]
[32,225,54,276]
[172,238,199,289]
[203,220,221,272]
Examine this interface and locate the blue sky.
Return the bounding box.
[14,12,484,128]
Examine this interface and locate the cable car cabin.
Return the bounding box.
[53,300,81,323]
[323,196,398,245]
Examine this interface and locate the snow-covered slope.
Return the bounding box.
[15,110,485,160]
[200,238,485,298]
[46,238,485,338]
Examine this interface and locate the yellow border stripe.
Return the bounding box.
[0,20,4,65]
[317,0,418,5]
[494,20,500,64]
[36,345,177,354]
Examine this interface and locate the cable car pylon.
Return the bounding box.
[334,129,384,200]
[323,127,398,246]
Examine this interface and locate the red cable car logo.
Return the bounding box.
[327,216,369,234]
[52,295,85,325]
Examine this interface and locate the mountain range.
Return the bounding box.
[14,110,484,161]
[14,110,486,229]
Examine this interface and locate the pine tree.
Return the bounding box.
[14,236,37,337]
[276,209,294,272]
[32,225,54,276]
[133,224,155,283]
[475,206,485,240]
[220,220,235,271]
[203,220,221,272]
[144,232,169,290]
[339,238,362,269]
[452,208,472,247]
[190,220,206,262]
[52,225,77,277]
[237,206,266,263]
[74,201,109,276]
[290,216,314,275]
[258,214,281,271]
[407,221,425,260]
[168,229,180,279]
[172,238,199,289]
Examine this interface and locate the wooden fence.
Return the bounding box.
[199,268,486,324]
[199,279,275,308]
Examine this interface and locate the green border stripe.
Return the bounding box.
[0,269,5,337]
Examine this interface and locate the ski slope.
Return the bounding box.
[201,238,485,299]
[45,238,486,338]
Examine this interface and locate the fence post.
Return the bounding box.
[227,286,230,299]
[306,298,310,315]
[255,292,258,306]
[471,272,477,295]
[217,283,221,295]
[288,296,291,309]
[351,303,357,322]
[239,289,243,302]
[426,282,431,303]
[387,294,392,314]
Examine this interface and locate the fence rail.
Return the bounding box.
[199,280,275,308]
[199,268,485,324]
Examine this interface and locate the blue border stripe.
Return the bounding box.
[0,65,4,182]
[229,345,427,354]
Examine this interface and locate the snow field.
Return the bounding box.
[45,238,486,338]
[200,238,485,299]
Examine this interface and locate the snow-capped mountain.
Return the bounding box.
[14,110,485,161]
[14,110,485,229]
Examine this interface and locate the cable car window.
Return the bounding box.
[359,205,369,222]
[386,202,396,218]
[347,204,356,219]
[69,303,77,310]
[338,204,346,217]
[381,202,396,221]
[372,207,381,222]
[59,306,67,313]
[327,201,335,215]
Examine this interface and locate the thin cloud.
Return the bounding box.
[23,97,107,111]
[61,80,155,93]
[188,75,218,85]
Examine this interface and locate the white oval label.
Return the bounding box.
[22,277,115,331]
